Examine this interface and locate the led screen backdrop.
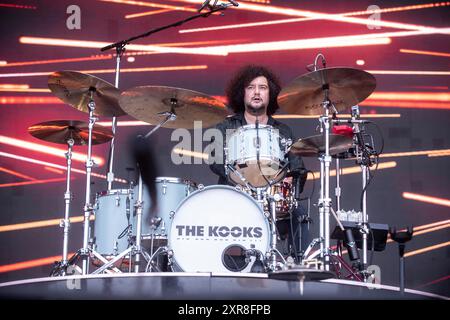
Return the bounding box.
[0,0,449,297]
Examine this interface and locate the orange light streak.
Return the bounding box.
[308,161,397,180]
[366,70,450,75]
[99,0,198,13]
[44,166,65,174]
[404,241,450,258]
[0,96,62,104]
[0,65,209,78]
[0,84,29,89]
[172,148,209,160]
[403,192,450,208]
[361,100,450,110]
[369,92,450,102]
[0,151,127,184]
[0,135,104,166]
[0,254,75,273]
[400,48,450,58]
[0,167,35,181]
[125,8,173,18]
[0,215,94,233]
[0,55,112,68]
[380,149,450,158]
[0,3,37,9]
[19,36,226,56]
[0,178,68,188]
[179,2,450,33]
[0,88,50,92]
[428,152,450,157]
[173,0,450,33]
[403,86,448,90]
[413,219,450,232]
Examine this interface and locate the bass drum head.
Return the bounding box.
[168,185,270,273]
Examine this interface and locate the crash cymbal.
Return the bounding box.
[119,85,228,129]
[48,71,125,117]
[278,67,376,115]
[289,134,353,157]
[28,120,113,145]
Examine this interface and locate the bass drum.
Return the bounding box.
[168,185,270,273]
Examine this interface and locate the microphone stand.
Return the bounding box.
[95,0,237,274]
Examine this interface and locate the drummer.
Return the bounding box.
[209,64,309,260]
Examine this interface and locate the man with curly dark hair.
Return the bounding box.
[209,64,309,262]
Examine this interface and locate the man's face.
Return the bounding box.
[244,76,269,115]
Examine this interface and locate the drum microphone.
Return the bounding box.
[344,228,362,270]
[228,0,239,6]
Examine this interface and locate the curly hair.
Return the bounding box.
[225,64,281,116]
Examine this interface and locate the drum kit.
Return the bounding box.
[27,45,378,280]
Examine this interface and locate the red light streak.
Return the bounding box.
[0,178,68,188]
[179,2,450,33]
[19,36,226,56]
[0,3,36,9]
[366,70,450,75]
[361,100,450,110]
[99,0,199,13]
[0,167,35,181]
[0,88,50,92]
[0,55,112,68]
[44,166,64,174]
[0,84,29,89]
[415,275,450,289]
[0,65,209,78]
[173,0,450,33]
[0,135,104,166]
[0,151,127,184]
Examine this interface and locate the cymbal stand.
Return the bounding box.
[50,138,75,276]
[81,88,99,275]
[106,45,125,191]
[91,111,177,275]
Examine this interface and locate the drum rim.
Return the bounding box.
[155,176,197,187]
[96,189,133,197]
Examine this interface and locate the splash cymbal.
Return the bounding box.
[28,120,113,145]
[289,134,353,157]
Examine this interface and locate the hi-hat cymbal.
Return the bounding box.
[28,120,113,145]
[289,134,353,157]
[48,71,125,117]
[119,85,228,129]
[278,67,376,115]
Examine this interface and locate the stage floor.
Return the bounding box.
[0,272,447,300]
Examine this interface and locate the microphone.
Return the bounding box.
[344,228,362,270]
[291,170,307,200]
[198,0,213,12]
[246,249,265,273]
[228,0,239,6]
[333,119,369,124]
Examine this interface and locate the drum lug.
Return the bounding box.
[198,183,205,190]
[169,210,175,219]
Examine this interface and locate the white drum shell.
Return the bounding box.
[168,185,270,273]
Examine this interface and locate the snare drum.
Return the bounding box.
[168,185,270,273]
[269,179,295,220]
[226,124,287,187]
[134,177,197,243]
[93,189,134,258]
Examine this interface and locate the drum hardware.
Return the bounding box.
[279,54,377,273]
[28,120,113,276]
[389,227,414,295]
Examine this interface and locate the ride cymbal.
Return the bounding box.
[278,67,376,115]
[119,85,228,129]
[48,71,125,117]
